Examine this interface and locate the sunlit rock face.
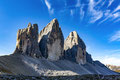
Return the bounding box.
[14,23,42,58]
[38,19,64,61]
[64,31,86,64]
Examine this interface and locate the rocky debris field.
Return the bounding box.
[0,74,120,80]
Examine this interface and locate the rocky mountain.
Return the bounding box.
[0,19,118,76]
[14,23,42,58]
[38,19,64,60]
[64,31,86,64]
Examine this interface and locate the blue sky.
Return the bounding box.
[0,0,120,65]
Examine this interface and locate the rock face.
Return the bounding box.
[14,23,42,58]
[86,52,93,64]
[64,31,86,64]
[38,19,64,61]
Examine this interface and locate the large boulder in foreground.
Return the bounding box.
[64,31,86,64]
[38,19,64,61]
[14,23,42,58]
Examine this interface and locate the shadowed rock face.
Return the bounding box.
[86,52,93,64]
[64,31,86,64]
[14,23,42,58]
[38,19,64,61]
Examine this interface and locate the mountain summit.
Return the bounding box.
[38,18,64,60]
[14,23,42,58]
[64,31,86,64]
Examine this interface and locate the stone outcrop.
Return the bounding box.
[14,23,42,58]
[38,19,64,61]
[64,31,86,64]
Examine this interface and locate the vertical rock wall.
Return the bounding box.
[38,19,64,60]
[14,23,42,58]
[64,31,86,64]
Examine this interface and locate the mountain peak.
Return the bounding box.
[70,31,77,36]
[69,31,79,39]
[38,19,64,61]
[51,18,58,23]
[64,31,86,64]
[14,23,42,58]
[27,23,32,27]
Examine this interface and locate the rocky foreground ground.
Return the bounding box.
[0,74,120,80]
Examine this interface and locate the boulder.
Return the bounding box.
[14,23,42,58]
[64,31,86,64]
[38,19,64,60]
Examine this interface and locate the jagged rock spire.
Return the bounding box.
[14,23,42,58]
[64,31,86,64]
[38,18,64,61]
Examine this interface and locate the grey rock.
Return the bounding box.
[38,19,64,61]
[94,60,106,67]
[64,31,86,64]
[86,52,93,64]
[14,23,42,58]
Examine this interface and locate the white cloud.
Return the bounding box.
[101,0,106,7]
[95,0,102,6]
[45,0,50,9]
[88,1,120,24]
[80,5,85,20]
[70,9,74,16]
[43,0,120,24]
[76,0,80,7]
[98,15,111,24]
[88,0,103,23]
[114,18,120,23]
[113,5,120,12]
[94,49,120,66]
[107,0,114,7]
[99,9,120,24]
[75,0,85,20]
[101,56,120,66]
[98,10,111,24]
[110,30,120,42]
[110,12,120,22]
[113,12,120,18]
[0,53,8,56]
[44,0,54,14]
[99,12,120,24]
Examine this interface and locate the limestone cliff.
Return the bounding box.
[14,23,42,58]
[64,31,86,64]
[38,19,64,60]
